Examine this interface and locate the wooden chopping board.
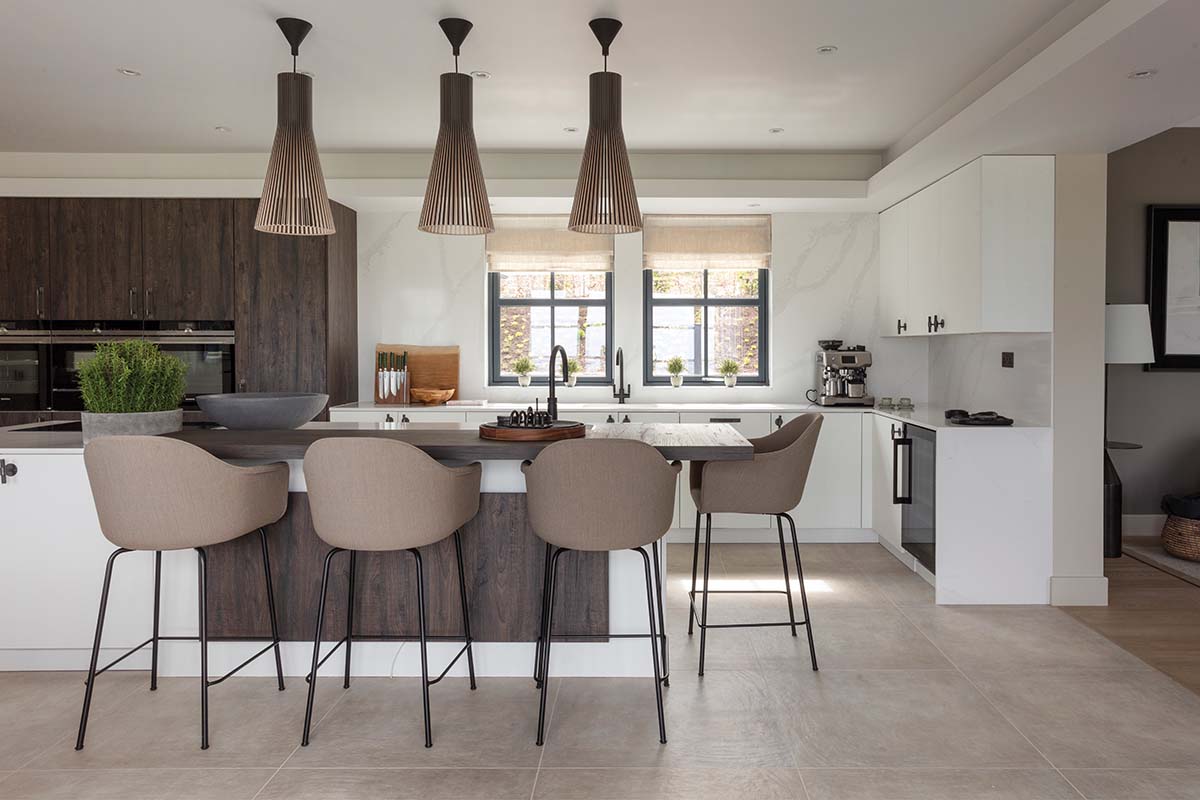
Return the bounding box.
[374,344,459,404]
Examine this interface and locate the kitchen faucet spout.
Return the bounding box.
[613,347,631,404]
[548,345,569,420]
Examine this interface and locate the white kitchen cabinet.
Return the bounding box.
[878,202,910,337]
[870,414,903,552]
[331,408,467,424]
[776,411,862,529]
[678,412,772,530]
[880,155,1053,337]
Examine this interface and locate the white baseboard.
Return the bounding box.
[1123,514,1166,536]
[1049,575,1109,606]
[663,527,879,544]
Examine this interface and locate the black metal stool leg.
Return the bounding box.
[783,513,818,671]
[697,514,713,676]
[410,548,433,748]
[533,541,551,688]
[637,547,668,744]
[150,550,162,690]
[344,550,356,690]
[536,547,564,746]
[651,539,670,686]
[301,547,342,746]
[258,530,286,691]
[453,530,477,690]
[687,510,701,636]
[76,547,128,751]
[776,516,798,636]
[196,547,209,750]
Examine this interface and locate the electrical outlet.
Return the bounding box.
[1001,351,1014,368]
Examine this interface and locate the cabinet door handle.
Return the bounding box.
[129,287,137,318]
[926,315,934,333]
[622,414,631,423]
[401,414,410,423]
[36,286,44,319]
[709,417,741,423]
[0,459,17,485]
[145,288,153,319]
[935,315,946,331]
[892,435,912,505]
[775,415,783,429]
[606,415,615,423]
[385,413,394,423]
[896,318,907,335]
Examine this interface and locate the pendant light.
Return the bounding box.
[568,18,641,234]
[255,17,335,236]
[418,18,494,235]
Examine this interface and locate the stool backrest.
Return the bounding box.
[522,438,680,552]
[747,412,824,511]
[84,436,288,551]
[304,437,481,551]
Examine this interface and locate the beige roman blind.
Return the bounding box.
[642,214,772,271]
[485,215,614,272]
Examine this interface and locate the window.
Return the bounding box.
[487,216,614,385]
[642,215,771,385]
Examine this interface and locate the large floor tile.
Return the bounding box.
[285,677,545,768]
[0,671,146,770]
[540,670,795,768]
[663,608,761,672]
[0,768,273,800]
[256,768,537,800]
[902,606,1148,673]
[867,569,936,607]
[799,768,1080,800]
[765,670,1046,769]
[971,669,1200,768]
[28,677,341,769]
[532,767,807,799]
[753,608,951,671]
[1060,768,1200,799]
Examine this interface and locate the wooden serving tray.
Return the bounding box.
[478,420,587,442]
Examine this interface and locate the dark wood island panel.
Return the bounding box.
[205,492,607,643]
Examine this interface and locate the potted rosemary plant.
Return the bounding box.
[78,340,188,443]
[566,358,581,387]
[666,356,686,387]
[717,357,740,388]
[512,356,535,387]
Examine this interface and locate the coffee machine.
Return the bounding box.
[808,340,874,407]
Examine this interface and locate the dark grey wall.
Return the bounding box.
[1107,128,1200,514]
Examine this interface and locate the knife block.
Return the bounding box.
[373,344,459,405]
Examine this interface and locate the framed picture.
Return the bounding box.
[1147,205,1200,369]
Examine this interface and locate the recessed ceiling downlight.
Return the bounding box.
[116,67,142,77]
[768,127,785,134]
[563,126,579,133]
[1128,68,1157,80]
[214,126,232,133]
[816,45,838,55]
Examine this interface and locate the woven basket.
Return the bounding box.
[1162,515,1200,561]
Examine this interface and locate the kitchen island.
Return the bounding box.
[0,420,751,679]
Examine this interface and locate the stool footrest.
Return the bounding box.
[426,640,473,687]
[688,605,809,630]
[206,640,282,687]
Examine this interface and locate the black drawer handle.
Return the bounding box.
[401,414,410,423]
[385,413,394,423]
[709,417,741,423]
[606,414,615,423]
[0,459,17,485]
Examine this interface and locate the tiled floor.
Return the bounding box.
[3,543,1200,799]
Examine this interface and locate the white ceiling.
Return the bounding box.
[0,0,1076,154]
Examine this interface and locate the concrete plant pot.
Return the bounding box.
[81,409,183,444]
[670,374,684,387]
[566,375,578,387]
[517,375,532,387]
[723,375,738,387]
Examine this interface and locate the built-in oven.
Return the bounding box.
[50,322,234,410]
[894,423,936,574]
[0,322,51,412]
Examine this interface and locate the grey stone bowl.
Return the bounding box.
[196,392,328,430]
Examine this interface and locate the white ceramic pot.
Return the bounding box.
[517,375,532,387]
[670,374,684,387]
[723,375,737,388]
[81,408,183,444]
[566,375,578,387]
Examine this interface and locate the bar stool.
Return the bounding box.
[301,438,481,749]
[77,436,289,751]
[522,439,680,746]
[688,413,823,675]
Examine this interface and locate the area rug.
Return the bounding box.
[1124,535,1200,588]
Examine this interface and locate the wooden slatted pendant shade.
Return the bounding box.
[419,18,494,235]
[255,18,335,236]
[569,18,642,235]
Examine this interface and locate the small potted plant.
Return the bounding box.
[512,356,535,387]
[566,358,582,387]
[666,356,686,387]
[78,340,188,443]
[717,357,740,388]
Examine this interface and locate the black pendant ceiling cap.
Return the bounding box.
[419,17,494,235]
[255,16,335,236]
[569,17,641,235]
[275,17,312,56]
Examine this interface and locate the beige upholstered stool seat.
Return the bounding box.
[687,413,823,676]
[77,436,290,752]
[300,438,482,749]
[522,438,680,746]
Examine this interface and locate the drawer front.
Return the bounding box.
[777,411,863,529]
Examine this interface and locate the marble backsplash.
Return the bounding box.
[927,333,1052,425]
[355,211,930,404]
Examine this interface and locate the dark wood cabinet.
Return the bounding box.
[48,198,141,320]
[0,198,49,321]
[234,199,357,413]
[0,411,50,427]
[142,199,235,321]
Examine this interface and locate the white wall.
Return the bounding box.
[928,333,1053,425]
[356,212,930,404]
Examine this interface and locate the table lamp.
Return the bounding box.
[1104,303,1155,557]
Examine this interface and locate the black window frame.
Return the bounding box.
[642,268,769,386]
[488,271,614,386]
